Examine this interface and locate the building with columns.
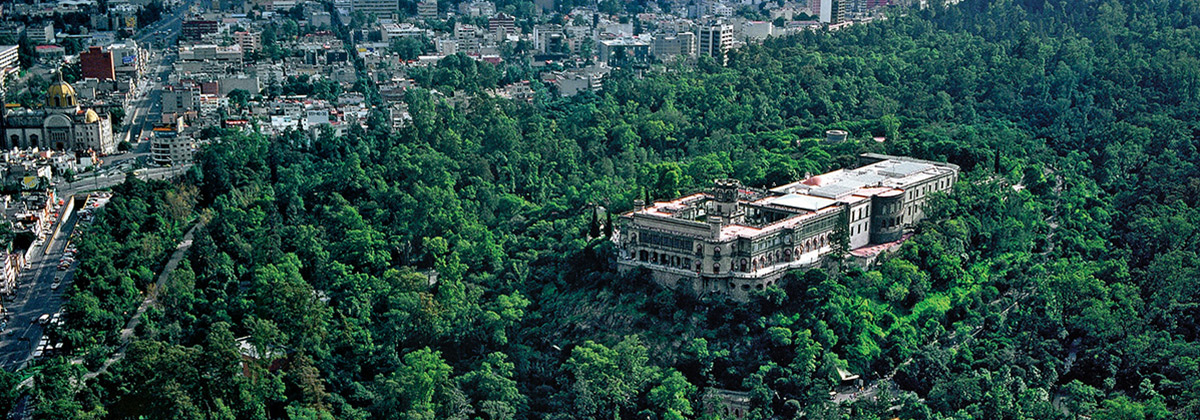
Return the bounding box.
[614,154,958,300]
[1,74,117,155]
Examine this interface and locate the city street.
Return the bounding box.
[112,5,185,166]
[0,0,192,374]
[0,206,80,370]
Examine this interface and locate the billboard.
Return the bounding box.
[122,55,136,64]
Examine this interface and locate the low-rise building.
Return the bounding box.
[652,32,695,60]
[27,22,56,45]
[597,38,651,66]
[351,0,398,16]
[417,0,437,19]
[234,31,261,54]
[162,84,199,116]
[35,45,66,62]
[541,64,609,96]
[614,154,959,300]
[150,122,192,166]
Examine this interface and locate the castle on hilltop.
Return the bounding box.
[614,154,959,300]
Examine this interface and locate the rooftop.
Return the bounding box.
[628,155,958,242]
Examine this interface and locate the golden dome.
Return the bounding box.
[83,108,99,123]
[46,79,77,108]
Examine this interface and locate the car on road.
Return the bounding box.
[51,280,61,290]
[36,314,49,324]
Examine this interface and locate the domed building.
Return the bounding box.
[1,72,117,155]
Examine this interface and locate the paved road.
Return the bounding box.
[59,165,193,194]
[0,2,192,372]
[109,1,184,164]
[0,204,81,370]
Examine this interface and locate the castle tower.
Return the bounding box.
[710,179,744,224]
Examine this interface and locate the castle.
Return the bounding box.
[1,73,117,155]
[614,154,959,300]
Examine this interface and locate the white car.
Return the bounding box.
[51,281,61,290]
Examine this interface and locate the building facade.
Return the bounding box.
[652,32,695,60]
[417,0,438,19]
[27,22,55,45]
[820,0,846,24]
[234,31,261,54]
[80,46,116,80]
[350,0,398,15]
[698,23,733,65]
[150,123,192,165]
[1,76,116,154]
[614,154,959,300]
[0,45,18,79]
[162,84,199,115]
[181,19,218,41]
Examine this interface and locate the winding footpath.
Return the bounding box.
[81,220,203,381]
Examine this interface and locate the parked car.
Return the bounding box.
[51,281,61,290]
[37,314,50,324]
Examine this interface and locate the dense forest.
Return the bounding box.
[14,0,1200,418]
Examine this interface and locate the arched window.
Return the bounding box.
[713,246,721,259]
[712,263,719,274]
[29,134,38,147]
[7,134,16,148]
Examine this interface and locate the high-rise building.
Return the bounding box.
[488,13,515,36]
[79,46,116,81]
[820,0,846,24]
[698,23,733,65]
[350,0,398,15]
[417,0,438,19]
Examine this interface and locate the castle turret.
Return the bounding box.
[710,179,744,224]
[870,189,905,244]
